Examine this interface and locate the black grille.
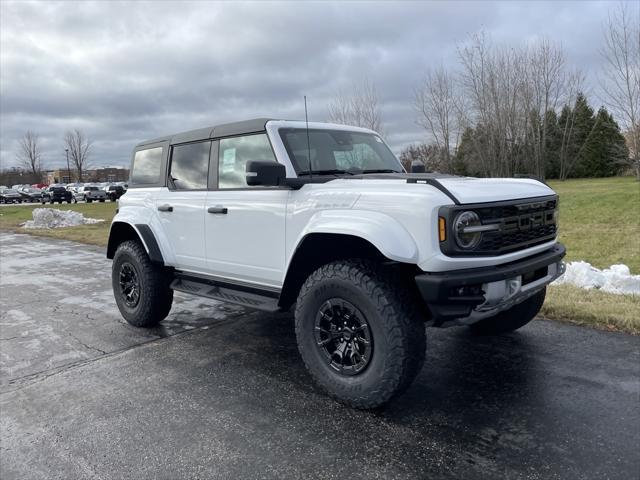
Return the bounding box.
[439,196,558,257]
[475,199,557,254]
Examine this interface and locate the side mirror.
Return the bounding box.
[410,161,426,173]
[246,160,286,186]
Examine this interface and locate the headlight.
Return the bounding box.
[453,211,482,249]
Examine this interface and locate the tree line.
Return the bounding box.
[11,129,93,183]
[329,3,639,180]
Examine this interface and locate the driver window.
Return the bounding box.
[218,134,276,189]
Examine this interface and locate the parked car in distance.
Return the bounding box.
[80,185,107,203]
[18,187,44,203]
[42,186,73,204]
[0,188,23,204]
[106,184,126,201]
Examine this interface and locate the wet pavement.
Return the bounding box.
[0,232,639,479]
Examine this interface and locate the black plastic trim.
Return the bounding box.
[174,271,281,298]
[417,243,565,301]
[406,177,460,205]
[134,224,164,265]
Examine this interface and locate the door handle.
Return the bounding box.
[207,206,228,214]
[157,204,173,212]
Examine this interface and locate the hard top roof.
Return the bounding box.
[136,118,277,147]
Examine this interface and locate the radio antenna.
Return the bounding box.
[304,95,312,179]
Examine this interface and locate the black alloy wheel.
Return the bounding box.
[314,298,373,376]
[119,262,141,308]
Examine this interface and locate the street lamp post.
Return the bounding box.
[65,148,71,184]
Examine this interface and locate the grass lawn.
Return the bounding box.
[543,177,639,333]
[547,176,640,274]
[0,202,116,246]
[0,177,638,333]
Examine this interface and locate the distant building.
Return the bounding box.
[93,167,130,182]
[45,167,129,184]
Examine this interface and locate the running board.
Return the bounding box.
[170,273,281,312]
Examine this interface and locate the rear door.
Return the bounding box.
[154,140,211,273]
[204,134,288,287]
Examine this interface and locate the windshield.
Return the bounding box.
[86,187,98,191]
[3,189,18,194]
[279,128,403,175]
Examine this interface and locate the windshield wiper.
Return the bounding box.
[344,168,402,175]
[297,169,355,176]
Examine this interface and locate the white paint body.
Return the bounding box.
[113,121,559,290]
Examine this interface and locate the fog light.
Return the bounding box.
[506,277,522,299]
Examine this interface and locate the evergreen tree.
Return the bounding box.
[581,107,629,177]
[543,109,561,179]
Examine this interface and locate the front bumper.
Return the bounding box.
[416,244,566,326]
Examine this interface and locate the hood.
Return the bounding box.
[345,173,555,204]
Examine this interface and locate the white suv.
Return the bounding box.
[107,118,565,408]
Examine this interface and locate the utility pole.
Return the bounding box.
[65,148,71,184]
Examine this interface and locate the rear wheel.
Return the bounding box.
[87,198,92,203]
[295,260,426,409]
[469,288,546,335]
[112,240,173,327]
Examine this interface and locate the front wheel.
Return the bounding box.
[99,198,105,203]
[295,260,426,409]
[87,199,92,203]
[469,288,546,335]
[112,240,173,327]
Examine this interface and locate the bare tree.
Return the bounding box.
[16,131,42,175]
[458,33,529,177]
[600,2,640,179]
[328,78,384,133]
[64,129,92,181]
[414,66,462,172]
[522,39,567,178]
[557,72,588,180]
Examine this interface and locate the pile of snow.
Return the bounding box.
[553,261,640,295]
[22,208,104,229]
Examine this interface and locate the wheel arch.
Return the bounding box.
[106,222,164,265]
[278,232,413,309]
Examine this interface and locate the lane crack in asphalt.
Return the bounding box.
[0,323,214,395]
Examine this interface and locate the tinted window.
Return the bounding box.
[131,147,163,185]
[169,141,211,190]
[218,134,276,189]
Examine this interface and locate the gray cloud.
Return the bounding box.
[0,0,618,169]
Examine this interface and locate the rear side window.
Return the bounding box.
[131,147,163,185]
[169,141,211,190]
[218,134,276,189]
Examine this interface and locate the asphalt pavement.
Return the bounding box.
[0,232,638,479]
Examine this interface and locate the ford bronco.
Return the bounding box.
[107,118,565,408]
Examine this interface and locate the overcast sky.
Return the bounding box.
[0,0,625,169]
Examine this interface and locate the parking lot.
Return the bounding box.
[1,232,639,479]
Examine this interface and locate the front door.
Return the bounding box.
[205,133,288,287]
[154,140,212,273]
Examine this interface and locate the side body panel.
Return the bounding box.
[204,189,288,287]
[154,187,207,272]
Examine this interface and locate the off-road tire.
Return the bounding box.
[295,260,426,409]
[112,240,173,328]
[469,288,546,335]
